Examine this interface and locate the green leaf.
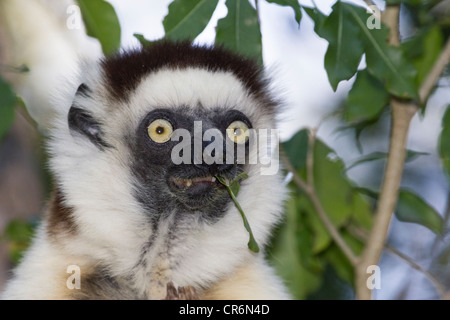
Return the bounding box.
[235,172,249,182]
[323,231,363,284]
[216,0,263,65]
[344,3,418,99]
[439,106,450,178]
[313,140,354,226]
[0,75,17,140]
[353,186,443,235]
[77,0,121,56]
[313,139,374,230]
[266,0,302,25]
[133,33,153,47]
[337,112,384,152]
[215,174,259,252]
[163,0,219,41]
[229,173,248,196]
[306,204,333,254]
[350,192,373,230]
[2,219,35,265]
[396,189,444,234]
[320,1,364,90]
[286,134,374,232]
[346,69,389,123]
[281,129,308,170]
[403,26,444,90]
[346,149,428,171]
[266,195,322,299]
[303,6,327,37]
[293,195,332,255]
[353,186,378,199]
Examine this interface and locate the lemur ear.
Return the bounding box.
[68,84,111,150]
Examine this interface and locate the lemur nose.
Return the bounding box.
[192,135,235,175]
[193,162,234,175]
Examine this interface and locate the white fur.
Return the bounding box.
[0,0,101,132]
[2,64,290,300]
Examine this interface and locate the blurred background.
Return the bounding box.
[0,0,448,299]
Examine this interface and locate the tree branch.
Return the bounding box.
[280,140,358,266]
[349,226,447,299]
[355,100,417,300]
[419,38,450,104]
[355,5,413,300]
[355,4,450,300]
[383,5,400,46]
[363,0,377,11]
[385,244,447,299]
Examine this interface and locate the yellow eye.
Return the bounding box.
[147,119,173,143]
[226,120,250,144]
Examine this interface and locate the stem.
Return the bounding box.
[355,6,450,298]
[383,6,400,46]
[229,189,260,253]
[355,5,402,300]
[280,146,358,266]
[355,99,417,299]
[363,0,378,12]
[431,192,450,256]
[385,245,447,299]
[306,128,316,188]
[419,38,450,104]
[215,175,260,253]
[349,226,447,299]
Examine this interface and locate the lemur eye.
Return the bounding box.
[147,119,173,143]
[226,120,250,144]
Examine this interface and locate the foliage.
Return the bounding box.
[1,0,448,299]
[163,0,220,42]
[0,75,17,141]
[77,0,121,56]
[1,219,36,265]
[216,173,260,253]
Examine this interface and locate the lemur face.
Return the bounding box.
[131,106,252,216]
[65,42,278,223]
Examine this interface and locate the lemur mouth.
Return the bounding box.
[170,176,220,190]
[166,170,236,211]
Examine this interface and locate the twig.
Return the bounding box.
[16,107,37,132]
[349,226,447,299]
[363,0,377,10]
[431,192,450,255]
[421,44,450,258]
[419,38,450,104]
[355,5,413,300]
[355,4,450,300]
[355,99,417,300]
[386,245,447,299]
[280,143,358,266]
[306,128,316,188]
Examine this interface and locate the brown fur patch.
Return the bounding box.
[46,188,77,239]
[101,41,274,108]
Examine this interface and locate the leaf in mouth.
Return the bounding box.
[215,173,260,253]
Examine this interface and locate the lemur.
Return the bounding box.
[2,41,289,300]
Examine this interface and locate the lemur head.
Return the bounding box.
[48,41,285,257]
